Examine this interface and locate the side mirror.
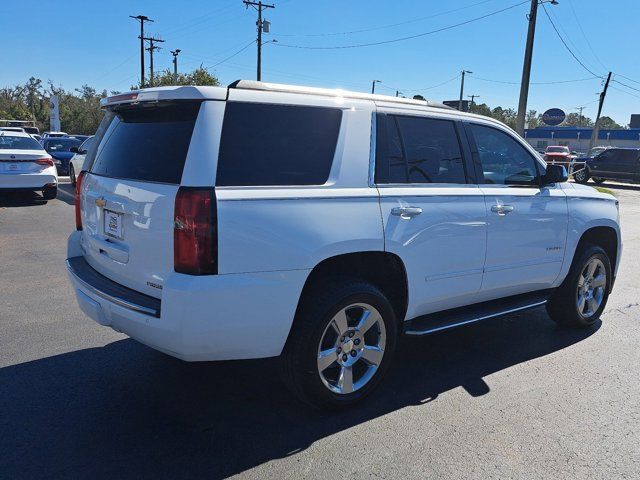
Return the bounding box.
[70,146,79,153]
[542,164,568,186]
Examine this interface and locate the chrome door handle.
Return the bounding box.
[391,206,423,219]
[491,205,515,216]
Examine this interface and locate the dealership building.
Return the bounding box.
[524,127,640,152]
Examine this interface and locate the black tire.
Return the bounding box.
[592,177,606,185]
[546,244,611,328]
[573,167,590,184]
[69,164,76,186]
[280,279,398,409]
[42,186,57,200]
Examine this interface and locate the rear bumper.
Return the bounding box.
[0,172,57,190]
[66,232,308,361]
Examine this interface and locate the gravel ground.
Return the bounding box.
[0,181,639,479]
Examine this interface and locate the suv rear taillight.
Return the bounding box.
[174,187,217,275]
[75,171,86,230]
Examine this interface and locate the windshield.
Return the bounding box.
[0,134,44,150]
[546,147,569,153]
[44,138,81,152]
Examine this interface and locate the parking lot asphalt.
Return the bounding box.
[1,182,639,480]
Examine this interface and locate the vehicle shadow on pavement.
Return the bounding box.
[0,192,48,208]
[56,183,76,206]
[0,308,599,479]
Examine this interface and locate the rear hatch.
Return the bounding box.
[79,101,202,298]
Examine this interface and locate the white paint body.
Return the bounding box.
[0,132,57,190]
[67,84,622,361]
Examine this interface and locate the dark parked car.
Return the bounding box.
[574,147,640,184]
[41,137,82,175]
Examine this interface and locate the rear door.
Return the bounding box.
[79,101,210,298]
[376,112,487,318]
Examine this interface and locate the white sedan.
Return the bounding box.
[0,131,57,199]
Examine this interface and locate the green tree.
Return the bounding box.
[597,116,623,129]
[562,112,594,127]
[132,66,220,89]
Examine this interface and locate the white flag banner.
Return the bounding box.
[50,95,61,132]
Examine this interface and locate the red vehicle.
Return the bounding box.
[544,146,572,169]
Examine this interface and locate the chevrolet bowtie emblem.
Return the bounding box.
[95,197,106,207]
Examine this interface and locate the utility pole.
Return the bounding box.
[588,72,612,152]
[515,0,559,136]
[468,94,480,106]
[130,15,153,88]
[576,105,585,127]
[396,90,402,98]
[371,80,381,94]
[459,70,472,111]
[171,49,181,85]
[244,0,275,81]
[144,36,165,87]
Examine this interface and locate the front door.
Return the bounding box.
[465,122,569,301]
[375,113,487,319]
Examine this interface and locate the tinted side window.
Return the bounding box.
[376,115,466,184]
[91,102,200,184]
[469,123,539,186]
[216,102,342,186]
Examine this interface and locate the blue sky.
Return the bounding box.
[4,0,640,124]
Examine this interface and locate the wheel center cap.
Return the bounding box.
[342,338,354,351]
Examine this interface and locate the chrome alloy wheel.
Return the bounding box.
[576,258,607,318]
[316,303,386,395]
[573,169,586,182]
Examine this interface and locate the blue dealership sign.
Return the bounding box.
[542,108,566,126]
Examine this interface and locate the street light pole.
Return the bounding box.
[459,70,472,111]
[515,0,558,136]
[371,80,381,94]
[171,49,181,85]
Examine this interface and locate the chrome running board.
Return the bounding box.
[403,290,552,336]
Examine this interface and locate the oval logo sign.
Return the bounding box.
[542,108,566,126]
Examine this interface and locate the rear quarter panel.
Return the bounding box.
[212,92,382,274]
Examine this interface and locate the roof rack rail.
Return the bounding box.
[227,79,453,110]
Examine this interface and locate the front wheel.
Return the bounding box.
[573,167,589,184]
[281,280,397,409]
[547,245,611,328]
[592,177,606,185]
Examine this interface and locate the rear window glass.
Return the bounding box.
[216,102,342,186]
[0,135,43,150]
[90,102,200,184]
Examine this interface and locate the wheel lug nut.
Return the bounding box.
[354,339,360,345]
[348,332,354,338]
[342,354,348,361]
[351,350,357,357]
[336,347,341,353]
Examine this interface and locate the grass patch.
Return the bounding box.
[594,186,615,196]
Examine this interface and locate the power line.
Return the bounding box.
[615,73,640,85]
[612,78,640,93]
[539,3,603,79]
[566,0,608,71]
[204,39,257,69]
[609,85,640,100]
[273,1,529,50]
[470,75,600,85]
[277,0,497,37]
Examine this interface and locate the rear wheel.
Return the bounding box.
[573,167,589,184]
[547,245,611,328]
[281,280,397,409]
[592,177,606,185]
[69,164,76,186]
[42,185,57,200]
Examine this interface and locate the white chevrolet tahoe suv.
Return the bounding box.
[67,81,621,409]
